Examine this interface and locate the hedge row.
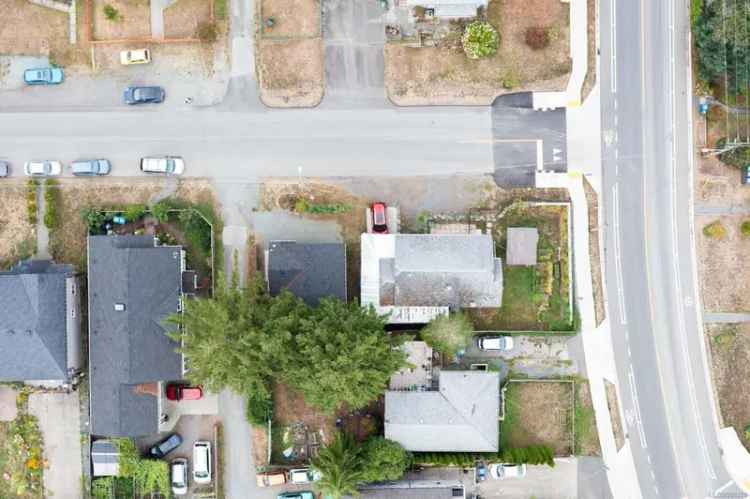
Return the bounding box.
[413,445,555,468]
[43,179,60,229]
[26,179,38,225]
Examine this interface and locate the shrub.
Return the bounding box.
[525,26,550,50]
[81,208,106,234]
[103,4,121,21]
[703,220,727,239]
[150,200,171,223]
[245,389,273,425]
[26,179,38,225]
[744,423,750,441]
[197,22,218,43]
[43,179,59,230]
[123,204,146,222]
[741,221,750,238]
[360,438,411,483]
[717,138,750,168]
[420,312,473,359]
[462,21,499,59]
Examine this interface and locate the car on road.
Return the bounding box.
[149,433,183,459]
[276,492,315,499]
[24,67,64,85]
[71,159,111,176]
[24,160,61,177]
[192,441,212,485]
[257,470,287,487]
[166,383,203,401]
[488,463,527,480]
[0,161,9,177]
[140,156,184,175]
[477,335,514,351]
[123,86,165,105]
[288,468,321,484]
[170,458,188,496]
[120,49,151,65]
[371,202,388,233]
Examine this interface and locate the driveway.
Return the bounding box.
[476,459,578,498]
[28,391,83,499]
[252,209,343,247]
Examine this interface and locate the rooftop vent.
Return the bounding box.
[114,303,126,312]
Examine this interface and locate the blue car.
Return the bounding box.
[123,86,165,105]
[276,493,315,499]
[24,67,64,85]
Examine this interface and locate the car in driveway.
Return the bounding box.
[24,67,64,85]
[371,202,388,233]
[120,49,151,65]
[488,463,527,480]
[123,86,165,105]
[170,458,188,496]
[149,433,183,459]
[166,383,203,401]
[277,492,315,499]
[288,468,321,484]
[140,156,184,175]
[477,335,514,351]
[71,159,111,176]
[0,161,9,177]
[192,441,212,485]
[24,160,61,177]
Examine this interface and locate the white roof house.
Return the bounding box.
[405,0,488,18]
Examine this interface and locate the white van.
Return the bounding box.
[192,441,212,485]
[140,156,184,175]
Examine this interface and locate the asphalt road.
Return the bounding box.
[600,0,742,497]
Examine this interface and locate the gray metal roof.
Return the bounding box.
[380,235,502,308]
[385,371,499,452]
[267,241,347,306]
[88,235,183,437]
[506,228,539,266]
[0,260,74,381]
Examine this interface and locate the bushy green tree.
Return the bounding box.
[420,312,473,359]
[360,437,411,483]
[312,433,364,499]
[284,299,409,413]
[462,21,499,59]
[694,1,750,89]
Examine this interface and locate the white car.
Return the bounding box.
[24,160,62,177]
[289,468,321,484]
[170,458,188,496]
[120,49,151,65]
[140,156,184,175]
[489,463,527,480]
[192,441,212,485]
[477,335,514,351]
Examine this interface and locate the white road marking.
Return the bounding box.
[612,183,628,325]
[628,367,648,448]
[610,0,617,93]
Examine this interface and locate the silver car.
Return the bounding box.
[24,160,62,177]
[71,159,111,176]
[140,156,184,175]
[477,335,514,351]
[170,458,188,496]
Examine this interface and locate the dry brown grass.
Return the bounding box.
[260,0,320,38]
[164,0,212,39]
[604,379,625,451]
[384,0,571,105]
[707,324,750,451]
[93,0,151,41]
[0,0,70,56]
[0,181,36,270]
[583,178,605,326]
[272,382,336,442]
[503,380,573,456]
[575,380,600,456]
[257,38,324,107]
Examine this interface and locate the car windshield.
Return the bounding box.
[196,470,208,478]
[165,159,175,173]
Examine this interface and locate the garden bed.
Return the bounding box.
[466,202,573,331]
[0,389,45,499]
[0,181,36,270]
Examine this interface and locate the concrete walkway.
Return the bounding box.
[35,183,50,259]
[150,0,178,40]
[695,205,750,216]
[703,312,750,323]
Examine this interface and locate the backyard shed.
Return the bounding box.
[91,440,119,477]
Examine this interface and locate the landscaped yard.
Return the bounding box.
[706,323,750,451]
[0,390,45,498]
[502,380,573,456]
[0,181,36,270]
[467,202,573,331]
[92,0,151,41]
[384,0,571,105]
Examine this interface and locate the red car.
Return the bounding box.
[371,202,388,233]
[166,383,203,401]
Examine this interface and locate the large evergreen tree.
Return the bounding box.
[694,0,750,90]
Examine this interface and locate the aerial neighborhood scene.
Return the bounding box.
[0,0,749,498]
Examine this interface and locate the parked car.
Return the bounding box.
[24,160,61,177]
[170,458,188,496]
[149,433,183,459]
[276,493,315,499]
[288,468,321,484]
[477,335,514,351]
[742,165,750,185]
[256,470,287,487]
[475,461,487,482]
[166,383,203,401]
[140,156,184,175]
[488,463,527,480]
[71,159,111,176]
[120,49,151,65]
[192,441,212,485]
[123,86,165,105]
[371,202,388,233]
[0,161,9,177]
[24,67,63,85]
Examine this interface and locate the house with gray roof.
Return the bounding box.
[385,370,499,452]
[361,234,502,324]
[266,241,347,306]
[506,227,539,266]
[405,0,487,19]
[88,235,186,437]
[0,260,81,386]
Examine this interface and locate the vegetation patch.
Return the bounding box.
[0,182,36,270]
[0,390,45,498]
[43,179,61,230]
[574,380,600,456]
[703,220,727,239]
[419,313,473,360]
[91,438,169,498]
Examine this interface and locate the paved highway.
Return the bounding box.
[600,0,742,497]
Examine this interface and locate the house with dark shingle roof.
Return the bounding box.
[385,370,499,452]
[266,241,347,306]
[87,235,186,437]
[0,260,81,386]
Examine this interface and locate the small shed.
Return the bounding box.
[506,227,539,266]
[91,440,119,477]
